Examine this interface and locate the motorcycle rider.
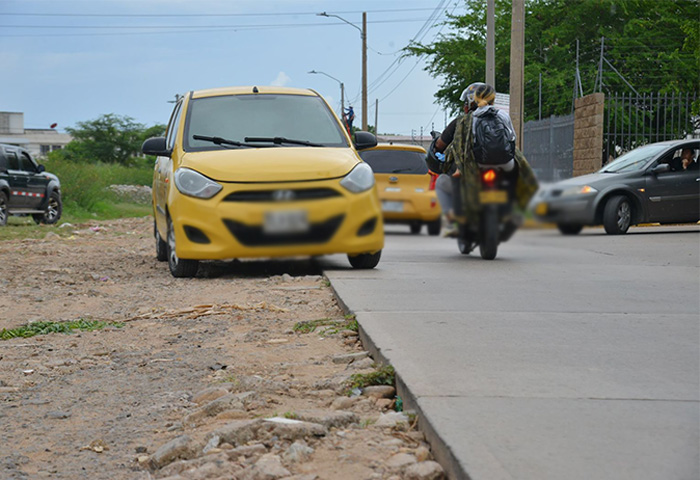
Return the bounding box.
[429,82,538,238]
[431,82,482,237]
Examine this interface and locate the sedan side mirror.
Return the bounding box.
[354,131,378,151]
[37,164,45,173]
[651,163,670,175]
[142,137,171,157]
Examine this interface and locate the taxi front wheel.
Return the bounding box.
[167,216,199,278]
[348,250,381,269]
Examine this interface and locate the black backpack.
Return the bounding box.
[473,109,515,165]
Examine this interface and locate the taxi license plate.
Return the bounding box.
[382,200,404,212]
[479,190,508,204]
[535,202,548,216]
[264,210,309,234]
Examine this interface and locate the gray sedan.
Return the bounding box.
[531,139,700,234]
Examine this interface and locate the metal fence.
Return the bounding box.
[604,92,699,161]
[522,113,575,182]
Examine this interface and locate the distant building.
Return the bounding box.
[0,112,72,158]
[377,134,432,150]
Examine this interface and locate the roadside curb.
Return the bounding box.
[327,280,467,480]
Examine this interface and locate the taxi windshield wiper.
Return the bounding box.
[392,168,414,173]
[193,134,269,148]
[244,136,323,147]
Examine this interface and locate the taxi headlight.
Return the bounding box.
[340,163,375,193]
[562,185,598,196]
[174,168,222,199]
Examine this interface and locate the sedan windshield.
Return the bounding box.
[184,94,348,151]
[601,144,668,173]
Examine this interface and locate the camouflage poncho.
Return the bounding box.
[443,112,539,226]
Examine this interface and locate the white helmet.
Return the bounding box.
[459,82,486,104]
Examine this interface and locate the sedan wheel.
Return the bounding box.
[167,217,199,277]
[603,195,632,235]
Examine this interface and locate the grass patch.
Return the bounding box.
[0,319,124,340]
[347,364,395,391]
[283,411,300,420]
[0,206,152,242]
[293,314,357,335]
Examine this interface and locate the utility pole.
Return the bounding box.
[374,99,378,135]
[509,0,525,150]
[362,12,368,131]
[486,0,495,87]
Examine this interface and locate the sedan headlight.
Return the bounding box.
[340,163,375,193]
[174,168,222,199]
[562,185,598,196]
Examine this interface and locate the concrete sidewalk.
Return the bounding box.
[323,226,700,480]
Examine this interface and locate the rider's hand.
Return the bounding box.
[452,169,462,178]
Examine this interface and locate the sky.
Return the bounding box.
[0,0,464,137]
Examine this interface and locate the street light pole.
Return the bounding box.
[308,70,345,115]
[362,12,367,131]
[318,11,368,131]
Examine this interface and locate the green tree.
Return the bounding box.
[56,114,165,166]
[406,0,699,121]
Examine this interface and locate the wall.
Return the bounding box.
[573,93,605,176]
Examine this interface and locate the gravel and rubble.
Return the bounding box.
[0,216,445,480]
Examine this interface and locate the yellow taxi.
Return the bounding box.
[143,86,384,277]
[359,143,441,235]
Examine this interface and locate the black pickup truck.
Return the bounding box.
[0,143,62,226]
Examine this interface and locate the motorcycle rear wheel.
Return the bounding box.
[479,210,499,260]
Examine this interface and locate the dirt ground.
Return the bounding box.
[0,217,444,480]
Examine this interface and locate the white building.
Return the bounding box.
[0,112,72,158]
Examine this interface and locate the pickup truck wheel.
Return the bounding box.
[0,191,7,226]
[32,190,62,225]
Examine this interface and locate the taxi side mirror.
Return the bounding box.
[142,137,171,157]
[354,131,377,151]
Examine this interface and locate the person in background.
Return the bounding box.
[681,148,698,171]
[344,105,355,133]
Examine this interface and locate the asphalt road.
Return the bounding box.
[321,224,700,480]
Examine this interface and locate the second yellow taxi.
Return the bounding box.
[359,143,441,235]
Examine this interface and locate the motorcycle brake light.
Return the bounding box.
[482,169,496,183]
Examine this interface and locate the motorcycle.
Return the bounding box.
[427,131,519,260]
[454,163,519,260]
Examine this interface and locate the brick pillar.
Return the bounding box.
[573,93,605,177]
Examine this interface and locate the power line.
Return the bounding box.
[0,8,440,18]
[0,18,431,37]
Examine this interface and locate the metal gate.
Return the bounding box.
[604,92,699,161]
[522,113,574,182]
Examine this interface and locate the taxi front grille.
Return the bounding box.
[223,214,344,246]
[223,188,341,202]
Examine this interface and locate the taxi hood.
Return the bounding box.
[180,147,361,183]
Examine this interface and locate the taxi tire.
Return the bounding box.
[427,219,441,236]
[557,223,583,235]
[155,222,167,262]
[348,250,381,269]
[167,217,199,278]
[0,191,7,226]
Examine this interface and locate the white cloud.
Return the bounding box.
[270,71,291,87]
